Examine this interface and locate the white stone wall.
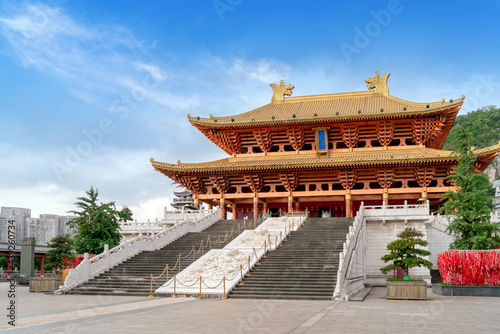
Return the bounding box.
[365,220,431,286]
[426,225,454,270]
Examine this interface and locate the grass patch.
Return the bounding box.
[386,278,425,282]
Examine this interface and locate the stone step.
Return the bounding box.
[229,217,352,300]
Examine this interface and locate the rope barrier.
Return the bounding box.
[148,264,170,297]
[201,277,224,289]
[253,247,260,265]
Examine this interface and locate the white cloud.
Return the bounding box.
[229,58,291,84]
[0,4,159,105]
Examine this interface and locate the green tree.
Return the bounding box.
[67,186,133,254]
[443,105,500,150]
[0,256,8,269]
[439,128,500,249]
[44,234,75,272]
[380,227,433,277]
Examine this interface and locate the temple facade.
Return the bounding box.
[151,72,500,220]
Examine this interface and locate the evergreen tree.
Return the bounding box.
[44,234,75,272]
[67,186,133,254]
[380,227,433,276]
[439,127,500,249]
[444,105,500,150]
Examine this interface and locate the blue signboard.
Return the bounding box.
[318,130,326,150]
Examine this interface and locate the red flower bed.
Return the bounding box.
[62,254,94,270]
[437,250,500,286]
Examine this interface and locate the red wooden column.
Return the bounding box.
[207,203,213,210]
[295,200,300,212]
[421,190,427,202]
[414,167,435,203]
[263,202,268,215]
[232,203,237,220]
[7,256,12,276]
[220,197,226,220]
[253,197,259,220]
[345,193,352,218]
[288,196,294,213]
[339,170,357,218]
[41,256,45,276]
[383,191,389,206]
[193,195,199,209]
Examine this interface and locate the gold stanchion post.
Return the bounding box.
[192,246,195,262]
[253,247,260,265]
[247,256,252,276]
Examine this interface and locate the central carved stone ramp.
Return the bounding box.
[67,219,255,296]
[229,217,353,300]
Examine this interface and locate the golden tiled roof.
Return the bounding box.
[151,146,496,174]
[188,90,465,128]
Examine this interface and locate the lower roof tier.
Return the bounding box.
[151,143,500,177]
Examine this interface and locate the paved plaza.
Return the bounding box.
[1,282,499,333]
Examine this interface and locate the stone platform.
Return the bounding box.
[2,283,500,333]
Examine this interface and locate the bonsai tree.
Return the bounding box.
[380,227,433,278]
[44,234,75,273]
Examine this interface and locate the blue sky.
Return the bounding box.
[1,0,499,220]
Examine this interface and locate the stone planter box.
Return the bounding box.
[432,284,500,297]
[387,281,427,300]
[29,277,63,292]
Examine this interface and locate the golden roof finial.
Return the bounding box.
[365,71,390,96]
[270,80,294,103]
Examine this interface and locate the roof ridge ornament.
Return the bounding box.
[270,79,294,103]
[365,71,390,96]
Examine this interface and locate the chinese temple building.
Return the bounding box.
[151,72,500,220]
[170,190,195,210]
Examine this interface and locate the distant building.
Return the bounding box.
[493,179,500,215]
[0,206,76,245]
[170,191,196,210]
[0,206,31,243]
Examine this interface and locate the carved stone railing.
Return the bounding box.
[56,208,220,294]
[363,200,430,217]
[119,209,217,240]
[333,203,366,301]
